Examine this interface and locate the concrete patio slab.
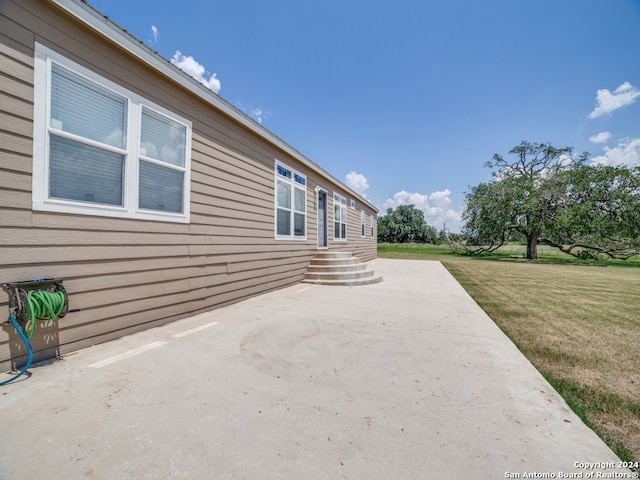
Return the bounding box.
[0,259,632,480]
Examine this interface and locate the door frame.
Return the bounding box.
[316,188,328,249]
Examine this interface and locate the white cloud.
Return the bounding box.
[589,131,612,144]
[588,82,640,119]
[345,172,369,198]
[170,51,221,93]
[382,189,462,232]
[251,108,270,125]
[592,137,640,167]
[150,25,159,43]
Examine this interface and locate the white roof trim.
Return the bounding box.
[49,0,378,212]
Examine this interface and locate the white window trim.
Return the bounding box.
[361,209,366,237]
[32,43,192,223]
[274,160,307,240]
[371,214,375,238]
[333,192,347,241]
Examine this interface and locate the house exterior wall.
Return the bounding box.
[0,0,378,370]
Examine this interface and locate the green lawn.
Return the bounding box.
[378,243,640,465]
[378,242,640,265]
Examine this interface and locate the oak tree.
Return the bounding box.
[461,141,640,260]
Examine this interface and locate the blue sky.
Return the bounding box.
[88,0,640,231]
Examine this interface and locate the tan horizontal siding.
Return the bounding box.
[192,137,273,186]
[191,169,273,204]
[0,130,31,156]
[0,68,32,100]
[0,26,34,174]
[0,209,31,227]
[0,169,30,192]
[0,188,30,208]
[189,214,272,232]
[0,228,201,246]
[0,3,35,48]
[191,162,272,192]
[0,46,33,84]
[187,269,307,313]
[0,110,32,139]
[32,212,191,234]
[0,29,34,68]
[188,243,313,257]
[0,91,33,125]
[0,257,207,289]
[190,188,273,213]
[0,245,190,267]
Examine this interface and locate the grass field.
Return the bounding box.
[378,243,640,464]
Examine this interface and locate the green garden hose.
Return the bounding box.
[24,290,66,340]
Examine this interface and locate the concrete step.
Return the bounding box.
[312,251,354,260]
[307,263,368,273]
[301,274,384,286]
[309,258,361,267]
[302,251,383,286]
[304,270,377,282]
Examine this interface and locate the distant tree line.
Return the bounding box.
[377,204,438,244]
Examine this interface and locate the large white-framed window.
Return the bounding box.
[371,214,375,238]
[275,161,306,240]
[361,210,366,237]
[32,43,192,223]
[333,192,347,240]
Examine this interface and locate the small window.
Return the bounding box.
[33,43,191,222]
[350,199,356,209]
[277,164,291,178]
[334,193,347,240]
[294,173,306,186]
[275,161,306,239]
[361,210,365,237]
